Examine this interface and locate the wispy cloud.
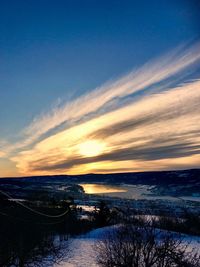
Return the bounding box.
[11,79,200,175]
[2,42,200,176]
[18,42,200,148]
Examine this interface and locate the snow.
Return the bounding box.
[57,239,98,267]
[54,226,200,267]
[53,227,115,267]
[77,205,95,212]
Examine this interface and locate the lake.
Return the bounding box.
[79,183,180,201]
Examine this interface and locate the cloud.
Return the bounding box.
[0,151,5,158]
[0,140,9,158]
[12,42,200,150]
[12,78,200,175]
[2,41,200,176]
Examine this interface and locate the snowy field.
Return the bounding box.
[54,226,200,267]
[53,228,109,267]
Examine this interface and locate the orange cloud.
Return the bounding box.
[1,42,200,177]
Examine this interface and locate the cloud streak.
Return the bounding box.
[2,41,200,176]
[18,42,200,147]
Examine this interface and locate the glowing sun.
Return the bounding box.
[78,140,106,157]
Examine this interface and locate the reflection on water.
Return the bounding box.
[79,184,127,194]
[80,183,183,201]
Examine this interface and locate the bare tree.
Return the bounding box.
[95,223,200,267]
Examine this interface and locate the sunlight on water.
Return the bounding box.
[79,183,186,200]
[79,184,127,194]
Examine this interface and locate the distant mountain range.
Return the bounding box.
[0,168,200,185]
[0,168,200,198]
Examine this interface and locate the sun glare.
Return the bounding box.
[78,140,106,157]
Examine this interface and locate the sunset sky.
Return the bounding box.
[0,0,200,177]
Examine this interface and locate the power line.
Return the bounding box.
[0,210,67,225]
[0,190,70,218]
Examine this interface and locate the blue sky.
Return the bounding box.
[1,0,199,136]
[0,0,200,176]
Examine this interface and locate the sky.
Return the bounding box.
[0,0,200,177]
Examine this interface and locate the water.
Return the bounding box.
[80,183,178,200]
[80,183,200,202]
[79,183,126,194]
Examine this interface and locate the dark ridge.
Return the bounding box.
[0,168,200,186]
